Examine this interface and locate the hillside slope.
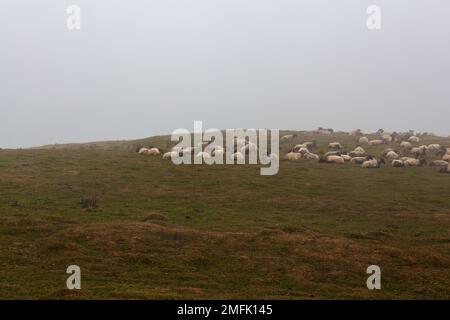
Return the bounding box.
[0,130,449,299]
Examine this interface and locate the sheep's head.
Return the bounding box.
[419,159,427,166]
[135,145,144,153]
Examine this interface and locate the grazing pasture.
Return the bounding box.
[0,131,449,299]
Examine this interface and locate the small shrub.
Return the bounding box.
[79,197,98,210]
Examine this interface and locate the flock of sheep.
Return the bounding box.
[281,130,450,173]
[137,138,272,162]
[136,129,450,174]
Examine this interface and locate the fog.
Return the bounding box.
[1,0,449,148]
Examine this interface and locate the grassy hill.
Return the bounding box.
[0,131,449,299]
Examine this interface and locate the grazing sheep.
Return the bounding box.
[138,147,161,155]
[446,148,450,155]
[418,145,429,154]
[358,137,369,144]
[382,134,393,143]
[293,141,316,152]
[349,146,367,157]
[328,142,342,149]
[442,154,450,162]
[410,147,426,157]
[381,148,394,156]
[284,152,302,161]
[362,158,385,168]
[429,160,450,168]
[392,131,413,142]
[368,139,384,146]
[408,136,420,143]
[392,159,405,167]
[303,152,319,160]
[350,129,362,136]
[281,134,297,141]
[427,144,447,156]
[402,157,426,167]
[162,151,178,160]
[354,146,366,153]
[317,127,333,135]
[323,151,342,158]
[386,150,400,160]
[138,147,150,155]
[342,154,352,162]
[350,156,369,165]
[293,147,310,154]
[400,141,413,149]
[319,155,345,164]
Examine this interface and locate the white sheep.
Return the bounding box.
[442,154,450,162]
[386,150,399,160]
[162,151,178,160]
[402,157,426,167]
[281,134,296,141]
[428,143,447,154]
[293,141,316,152]
[382,134,393,143]
[400,141,413,149]
[368,140,384,146]
[320,155,345,164]
[350,157,368,164]
[284,152,302,161]
[350,129,362,136]
[342,154,352,162]
[138,147,161,155]
[410,147,426,157]
[358,137,369,144]
[392,159,404,167]
[328,142,342,149]
[440,164,450,173]
[303,152,320,160]
[429,160,449,168]
[362,158,385,168]
[408,136,420,143]
[354,146,366,153]
[138,147,149,155]
[294,147,310,154]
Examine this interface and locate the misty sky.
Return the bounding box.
[1,0,449,148]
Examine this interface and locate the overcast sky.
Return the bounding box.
[1,0,449,148]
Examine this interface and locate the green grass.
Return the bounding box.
[0,131,449,299]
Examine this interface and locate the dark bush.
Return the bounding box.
[79,197,98,210]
